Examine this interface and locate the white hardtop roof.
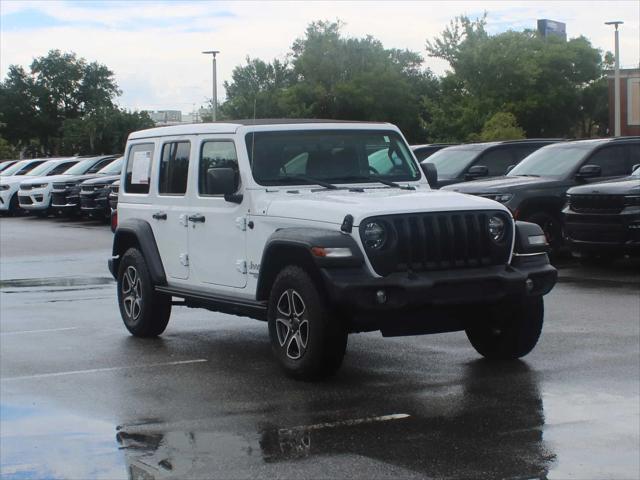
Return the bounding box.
[128,119,397,140]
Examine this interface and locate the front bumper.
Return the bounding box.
[321,253,556,334]
[563,208,640,254]
[18,189,50,210]
[0,189,13,211]
[80,193,110,215]
[51,190,81,211]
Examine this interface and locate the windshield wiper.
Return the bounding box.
[266,175,338,190]
[337,175,415,190]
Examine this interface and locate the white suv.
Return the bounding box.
[109,120,557,380]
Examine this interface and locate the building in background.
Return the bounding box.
[608,68,640,136]
[537,19,567,41]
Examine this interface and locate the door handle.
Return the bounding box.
[152,212,167,220]
[188,214,205,223]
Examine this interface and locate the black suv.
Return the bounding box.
[423,139,560,189]
[79,157,123,220]
[411,143,457,162]
[51,155,118,214]
[563,166,640,260]
[442,137,640,252]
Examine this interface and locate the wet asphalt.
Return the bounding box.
[0,215,639,480]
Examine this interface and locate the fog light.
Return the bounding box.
[375,290,387,304]
[526,278,534,292]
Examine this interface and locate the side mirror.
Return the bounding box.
[575,164,601,179]
[206,167,238,196]
[421,162,438,188]
[506,164,516,174]
[465,165,489,180]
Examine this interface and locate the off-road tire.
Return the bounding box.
[117,247,171,337]
[466,296,544,360]
[268,265,347,380]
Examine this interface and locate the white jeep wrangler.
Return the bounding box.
[108,120,557,379]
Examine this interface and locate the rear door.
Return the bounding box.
[151,140,192,280]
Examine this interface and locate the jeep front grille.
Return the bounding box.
[360,211,512,276]
[569,194,625,214]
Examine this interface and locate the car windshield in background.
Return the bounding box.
[424,148,480,178]
[1,161,32,176]
[246,130,421,186]
[24,162,55,176]
[508,145,589,178]
[98,157,123,175]
[63,158,100,176]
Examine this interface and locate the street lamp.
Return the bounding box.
[202,50,220,122]
[605,21,623,136]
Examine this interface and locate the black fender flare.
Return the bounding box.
[255,228,364,302]
[110,219,167,285]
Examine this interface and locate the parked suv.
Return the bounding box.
[108,120,557,380]
[442,137,640,252]
[0,158,61,215]
[563,165,640,260]
[50,155,118,215]
[411,143,457,162]
[423,139,561,189]
[79,157,124,220]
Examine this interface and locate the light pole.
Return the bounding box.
[605,21,623,136]
[202,50,220,122]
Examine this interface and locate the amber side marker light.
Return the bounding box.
[311,247,352,258]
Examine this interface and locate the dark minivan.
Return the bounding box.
[423,139,560,189]
[443,137,640,252]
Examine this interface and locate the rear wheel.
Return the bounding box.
[268,265,347,380]
[466,296,544,360]
[117,247,171,337]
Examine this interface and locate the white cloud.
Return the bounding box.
[1,0,638,113]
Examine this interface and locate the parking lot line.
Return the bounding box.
[0,327,80,335]
[1,358,208,382]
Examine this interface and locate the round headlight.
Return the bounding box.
[363,221,387,250]
[488,215,506,243]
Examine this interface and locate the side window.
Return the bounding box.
[199,140,238,196]
[159,141,190,195]
[18,161,45,175]
[125,143,154,194]
[586,146,629,177]
[48,162,75,175]
[626,144,640,171]
[474,148,515,176]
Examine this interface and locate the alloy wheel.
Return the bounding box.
[275,289,309,360]
[122,265,142,321]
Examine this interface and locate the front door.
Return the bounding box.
[188,138,247,289]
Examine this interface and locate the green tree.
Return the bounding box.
[0,135,18,159]
[0,50,120,154]
[220,21,437,142]
[60,108,153,155]
[468,112,525,141]
[425,15,609,139]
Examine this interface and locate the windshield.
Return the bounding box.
[425,148,480,178]
[246,130,421,186]
[632,166,640,177]
[26,161,57,176]
[63,158,101,176]
[98,156,123,175]
[508,144,589,178]
[1,160,32,176]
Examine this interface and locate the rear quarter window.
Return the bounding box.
[125,144,154,194]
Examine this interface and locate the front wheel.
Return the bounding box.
[117,247,171,337]
[268,266,347,380]
[466,296,544,360]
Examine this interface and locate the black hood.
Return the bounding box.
[81,174,120,186]
[567,176,640,196]
[441,175,563,193]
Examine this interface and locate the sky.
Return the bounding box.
[1,0,639,114]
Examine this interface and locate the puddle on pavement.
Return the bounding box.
[0,276,114,289]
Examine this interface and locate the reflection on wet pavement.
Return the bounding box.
[0,276,114,289]
[111,362,554,480]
